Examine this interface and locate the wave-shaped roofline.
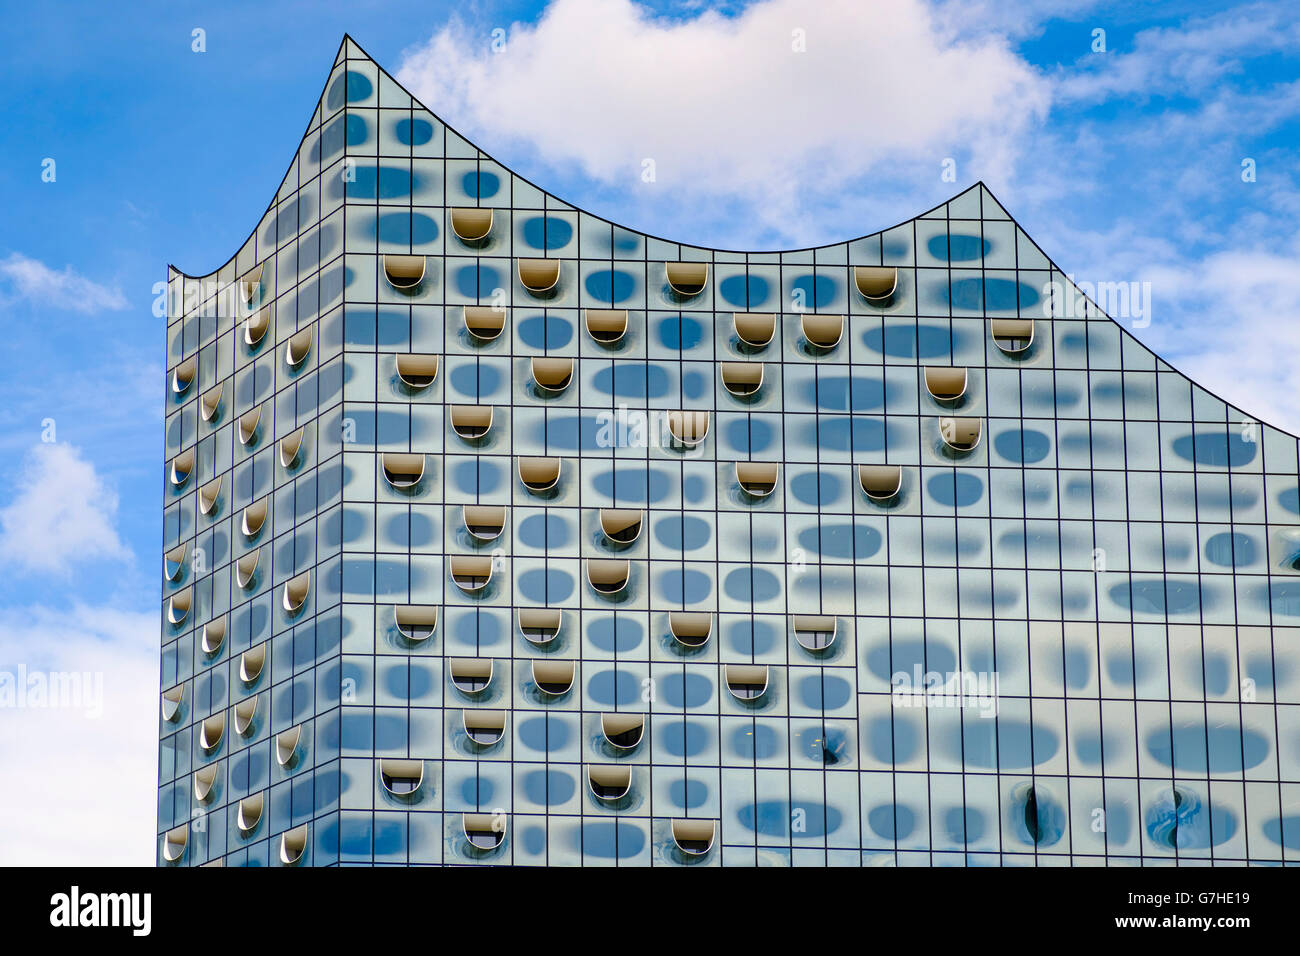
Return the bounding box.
[166,34,1293,446]
[170,34,996,278]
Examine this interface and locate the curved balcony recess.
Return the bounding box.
[853,265,898,303]
[451,207,493,242]
[395,605,439,642]
[518,456,561,493]
[601,713,644,750]
[666,262,708,296]
[586,309,628,344]
[734,312,775,348]
[395,354,439,389]
[735,462,779,498]
[383,254,426,290]
[939,417,982,452]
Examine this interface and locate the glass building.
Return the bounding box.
[158,37,1300,866]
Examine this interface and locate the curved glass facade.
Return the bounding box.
[158,38,1300,866]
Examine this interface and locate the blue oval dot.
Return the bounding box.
[395,117,433,146]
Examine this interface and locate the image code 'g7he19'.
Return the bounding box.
[158,36,1300,866]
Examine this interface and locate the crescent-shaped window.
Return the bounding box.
[599,509,643,545]
[383,254,426,290]
[725,664,769,701]
[381,452,426,489]
[518,608,562,646]
[463,505,506,541]
[801,313,844,350]
[239,647,266,686]
[395,354,439,389]
[164,543,186,582]
[665,262,708,296]
[199,713,225,752]
[585,309,628,345]
[193,764,218,803]
[735,462,779,498]
[721,361,763,397]
[201,616,226,656]
[172,356,197,395]
[167,587,192,625]
[517,258,560,293]
[853,265,898,303]
[939,417,982,452]
[284,326,313,367]
[282,571,310,614]
[241,498,268,538]
[734,312,775,348]
[162,824,189,863]
[449,405,493,441]
[279,426,306,468]
[531,356,574,392]
[170,449,195,487]
[275,725,302,767]
[462,813,505,850]
[671,819,716,856]
[239,645,266,684]
[200,383,223,422]
[450,555,493,593]
[235,549,260,589]
[991,318,1034,353]
[858,464,902,501]
[464,306,506,341]
[667,410,710,448]
[234,696,258,736]
[463,709,507,745]
[237,793,263,834]
[449,658,493,694]
[924,366,968,402]
[244,307,270,347]
[239,263,264,306]
[669,612,712,649]
[587,559,629,595]
[532,659,575,696]
[379,758,424,796]
[450,207,493,242]
[588,765,632,801]
[394,605,438,642]
[792,615,837,651]
[601,713,644,750]
[518,456,561,493]
[161,684,184,722]
[238,407,261,446]
[278,824,308,865]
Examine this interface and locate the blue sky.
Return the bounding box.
[0,0,1296,863]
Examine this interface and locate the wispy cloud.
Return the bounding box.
[0,252,128,313]
[0,443,131,575]
[0,603,156,866]
[1055,3,1300,103]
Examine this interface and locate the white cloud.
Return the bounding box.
[397,0,1050,245]
[0,444,130,575]
[0,252,128,314]
[1143,245,1300,432]
[0,603,156,866]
